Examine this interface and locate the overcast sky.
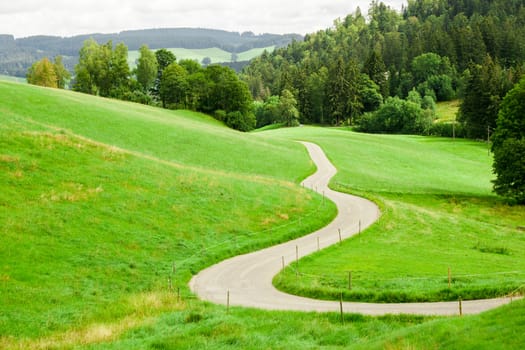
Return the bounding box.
[0,0,406,39]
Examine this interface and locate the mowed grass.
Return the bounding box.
[267,127,525,302]
[0,82,337,344]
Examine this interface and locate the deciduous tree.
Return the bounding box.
[278,89,300,127]
[53,56,70,88]
[136,45,158,92]
[159,62,188,108]
[27,57,58,88]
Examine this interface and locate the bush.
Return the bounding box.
[357,97,433,135]
[225,111,256,132]
[122,90,154,105]
[428,122,466,138]
[214,109,227,122]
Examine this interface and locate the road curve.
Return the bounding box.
[189,142,514,315]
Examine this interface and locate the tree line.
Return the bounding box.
[27,40,256,131]
[242,0,525,136]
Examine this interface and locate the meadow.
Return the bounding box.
[1,81,524,349]
[127,46,275,67]
[0,81,335,344]
[270,127,525,302]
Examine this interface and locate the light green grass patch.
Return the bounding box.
[435,99,460,122]
[0,81,313,182]
[128,46,275,67]
[236,46,275,61]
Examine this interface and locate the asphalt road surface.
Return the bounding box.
[190,142,514,315]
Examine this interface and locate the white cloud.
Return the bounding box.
[0,0,406,38]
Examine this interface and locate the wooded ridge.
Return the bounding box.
[0,28,302,77]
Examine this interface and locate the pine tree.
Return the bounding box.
[491,76,525,203]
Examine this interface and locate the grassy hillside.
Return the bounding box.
[1,82,524,349]
[128,46,275,67]
[0,82,336,344]
[0,82,307,182]
[269,127,525,302]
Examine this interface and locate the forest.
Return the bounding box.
[242,0,525,138]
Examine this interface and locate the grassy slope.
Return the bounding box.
[2,83,524,349]
[268,127,525,302]
[0,82,337,344]
[0,82,309,182]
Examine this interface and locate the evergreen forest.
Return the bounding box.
[242,0,525,138]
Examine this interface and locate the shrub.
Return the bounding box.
[225,111,256,132]
[428,122,466,138]
[357,97,432,135]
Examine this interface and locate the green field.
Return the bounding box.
[269,127,525,302]
[0,81,336,345]
[1,82,524,349]
[128,46,275,67]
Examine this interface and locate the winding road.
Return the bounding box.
[189,142,515,315]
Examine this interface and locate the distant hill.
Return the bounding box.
[0,28,302,77]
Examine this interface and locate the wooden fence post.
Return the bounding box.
[227,291,230,313]
[339,292,344,324]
